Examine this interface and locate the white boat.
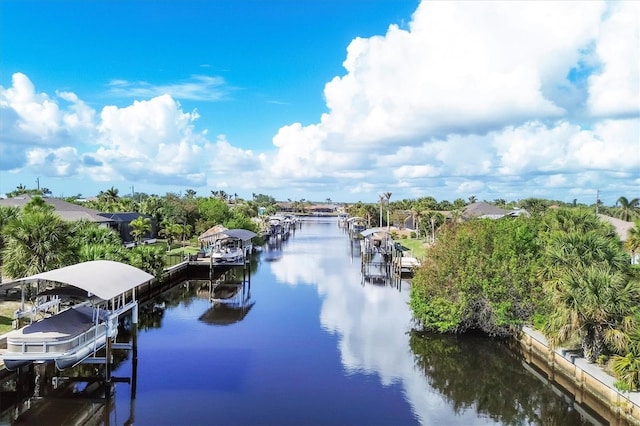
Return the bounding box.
[211,238,245,264]
[0,260,153,371]
[347,217,367,235]
[400,256,420,275]
[209,229,257,266]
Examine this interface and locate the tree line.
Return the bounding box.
[0,188,282,281]
[409,203,640,391]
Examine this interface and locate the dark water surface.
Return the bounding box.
[3,218,615,425]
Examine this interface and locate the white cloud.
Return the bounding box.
[456,180,485,194]
[0,73,97,172]
[94,96,260,187]
[0,74,261,190]
[1,0,639,203]
[106,75,231,101]
[264,0,637,201]
[26,146,80,177]
[0,72,96,144]
[570,118,640,170]
[544,174,568,188]
[98,95,198,154]
[588,1,640,117]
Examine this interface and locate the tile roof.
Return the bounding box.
[0,195,113,224]
[598,214,635,242]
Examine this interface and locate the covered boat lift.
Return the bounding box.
[358,228,393,283]
[0,260,153,374]
[347,217,367,238]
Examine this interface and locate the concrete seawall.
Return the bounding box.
[521,326,640,425]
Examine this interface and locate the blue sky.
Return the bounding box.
[1,1,638,205]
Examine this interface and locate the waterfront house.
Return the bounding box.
[0,195,114,227]
[598,214,638,264]
[98,212,157,244]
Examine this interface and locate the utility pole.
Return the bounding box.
[36,177,40,191]
[596,189,600,214]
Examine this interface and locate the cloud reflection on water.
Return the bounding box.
[267,223,491,425]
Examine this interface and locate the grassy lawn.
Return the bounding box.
[0,301,21,335]
[396,237,429,259]
[166,245,200,255]
[162,244,201,267]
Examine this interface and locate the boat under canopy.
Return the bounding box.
[1,260,153,371]
[207,229,257,265]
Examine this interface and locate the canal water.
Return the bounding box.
[2,217,618,424]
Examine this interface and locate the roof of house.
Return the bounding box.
[98,212,149,222]
[462,202,508,219]
[598,214,635,242]
[0,195,113,224]
[461,202,531,220]
[198,225,229,242]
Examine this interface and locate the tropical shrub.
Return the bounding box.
[537,208,640,362]
[410,217,541,337]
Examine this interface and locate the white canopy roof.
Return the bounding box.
[219,229,257,241]
[360,227,389,237]
[7,260,154,300]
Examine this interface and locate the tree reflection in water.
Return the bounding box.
[409,331,600,425]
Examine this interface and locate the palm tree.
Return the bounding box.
[159,223,183,251]
[23,195,54,214]
[612,328,640,390]
[540,207,606,237]
[617,196,640,221]
[540,222,639,362]
[99,186,120,203]
[411,208,422,238]
[129,216,152,244]
[540,231,630,278]
[2,210,75,279]
[0,206,20,281]
[448,209,463,226]
[126,245,165,278]
[211,190,228,202]
[72,221,122,246]
[383,192,392,229]
[179,223,192,246]
[423,211,445,244]
[544,263,640,362]
[78,243,127,262]
[140,196,164,222]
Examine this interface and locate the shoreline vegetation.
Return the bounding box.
[1,188,639,418]
[409,206,640,396]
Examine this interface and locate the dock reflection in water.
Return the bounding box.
[0,217,622,425]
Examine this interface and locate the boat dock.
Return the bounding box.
[0,261,153,380]
[356,227,421,285]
